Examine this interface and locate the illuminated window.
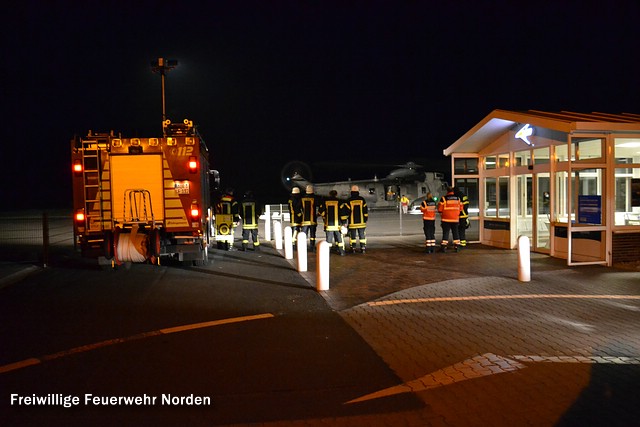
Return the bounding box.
[614,167,640,226]
[533,147,550,165]
[572,138,603,162]
[555,144,570,162]
[614,138,640,163]
[484,177,509,218]
[514,150,531,167]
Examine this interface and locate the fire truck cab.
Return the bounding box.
[71,119,216,266]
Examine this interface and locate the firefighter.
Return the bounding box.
[217,188,239,250]
[455,187,470,247]
[300,185,319,251]
[239,190,261,251]
[345,185,368,253]
[420,192,438,253]
[288,187,302,246]
[437,186,463,252]
[318,190,347,256]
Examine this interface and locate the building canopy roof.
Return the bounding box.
[443,109,640,156]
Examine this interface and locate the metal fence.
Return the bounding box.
[0,211,74,265]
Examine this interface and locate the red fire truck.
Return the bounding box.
[71,119,218,266]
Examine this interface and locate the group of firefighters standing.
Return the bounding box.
[215,184,468,255]
[420,186,469,253]
[288,184,368,256]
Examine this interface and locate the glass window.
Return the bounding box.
[554,171,569,222]
[557,168,606,225]
[533,147,550,165]
[515,150,531,167]
[485,177,496,217]
[455,178,479,217]
[556,144,570,162]
[498,177,509,216]
[484,177,509,218]
[572,138,603,161]
[614,167,640,226]
[498,154,510,168]
[572,168,604,225]
[485,156,496,170]
[614,138,640,164]
[454,158,479,174]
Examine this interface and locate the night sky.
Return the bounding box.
[2,1,639,209]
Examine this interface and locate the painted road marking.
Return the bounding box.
[346,352,640,404]
[367,294,640,307]
[0,313,275,375]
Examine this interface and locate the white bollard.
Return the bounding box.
[518,235,531,282]
[264,205,271,241]
[317,241,330,291]
[274,221,283,250]
[297,232,307,272]
[284,226,293,259]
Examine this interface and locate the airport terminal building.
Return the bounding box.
[444,110,640,266]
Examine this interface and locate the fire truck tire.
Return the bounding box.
[112,228,122,266]
[103,231,114,260]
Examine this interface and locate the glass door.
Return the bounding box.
[535,173,551,251]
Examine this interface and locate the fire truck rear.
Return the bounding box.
[71,119,216,266]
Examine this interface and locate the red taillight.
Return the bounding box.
[73,160,83,175]
[190,203,200,220]
[75,210,85,222]
[188,156,198,173]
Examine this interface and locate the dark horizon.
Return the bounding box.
[2,1,639,210]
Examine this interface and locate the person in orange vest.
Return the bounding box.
[420,192,438,253]
[437,186,463,252]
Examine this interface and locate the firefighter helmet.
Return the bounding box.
[292,187,300,194]
[305,185,314,194]
[351,185,359,192]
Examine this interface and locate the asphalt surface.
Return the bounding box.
[2,212,640,426]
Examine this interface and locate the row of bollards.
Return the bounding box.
[271,222,531,289]
[273,222,330,291]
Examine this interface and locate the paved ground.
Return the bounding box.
[2,212,640,426]
[261,230,640,426]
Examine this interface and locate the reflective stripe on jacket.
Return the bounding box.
[346,193,368,229]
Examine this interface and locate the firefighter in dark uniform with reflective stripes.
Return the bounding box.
[345,185,368,253]
[288,187,302,246]
[216,188,239,250]
[239,190,261,251]
[300,185,319,252]
[318,190,347,256]
[420,192,438,253]
[455,187,470,247]
[437,186,463,252]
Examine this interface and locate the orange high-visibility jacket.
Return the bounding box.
[437,191,463,223]
[420,198,437,221]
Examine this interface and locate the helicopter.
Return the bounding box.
[280,160,450,210]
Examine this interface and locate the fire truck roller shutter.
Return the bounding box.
[110,154,164,223]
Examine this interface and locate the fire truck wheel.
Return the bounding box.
[103,231,114,260]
